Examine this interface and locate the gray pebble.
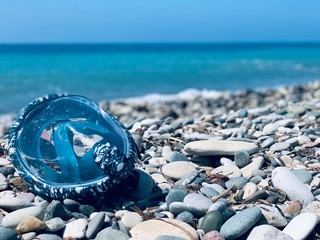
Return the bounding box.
[0,227,19,240]
[252,169,267,179]
[175,211,194,223]
[165,188,188,206]
[291,169,313,184]
[169,152,189,162]
[200,187,219,198]
[234,151,251,168]
[225,177,248,189]
[45,217,66,232]
[86,212,105,239]
[63,199,80,212]
[95,228,130,240]
[44,200,72,221]
[79,204,96,217]
[250,176,263,184]
[169,202,205,218]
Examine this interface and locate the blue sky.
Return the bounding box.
[0,0,319,43]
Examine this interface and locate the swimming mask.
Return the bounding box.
[9,94,138,200]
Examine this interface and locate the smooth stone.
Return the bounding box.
[305,201,320,218]
[16,216,46,233]
[16,192,35,202]
[162,146,173,161]
[2,206,44,228]
[0,173,8,190]
[243,182,258,199]
[184,140,259,156]
[121,212,143,229]
[43,200,72,221]
[155,236,187,240]
[95,228,130,240]
[202,183,225,194]
[250,176,263,184]
[272,167,314,206]
[202,230,225,240]
[200,210,224,233]
[200,187,219,198]
[225,177,248,189]
[183,193,213,211]
[263,123,277,134]
[283,213,317,240]
[79,204,96,216]
[291,169,313,184]
[130,219,197,240]
[220,157,237,167]
[175,211,194,223]
[174,170,199,187]
[169,202,205,218]
[251,169,267,179]
[162,162,196,180]
[237,109,248,118]
[62,199,81,212]
[63,218,87,239]
[0,197,33,211]
[234,151,250,168]
[21,232,36,240]
[211,165,242,178]
[208,202,227,212]
[241,156,264,178]
[45,217,65,232]
[35,233,62,240]
[166,188,188,206]
[220,207,262,239]
[260,209,288,227]
[270,142,290,152]
[247,225,293,240]
[169,152,189,162]
[151,173,168,184]
[124,168,155,199]
[86,212,106,239]
[261,137,275,148]
[0,227,19,240]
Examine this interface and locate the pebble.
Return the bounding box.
[242,182,258,199]
[0,197,33,211]
[121,211,143,229]
[162,161,196,180]
[63,218,87,239]
[34,233,62,240]
[260,208,288,227]
[263,123,278,134]
[234,151,250,168]
[183,193,213,211]
[45,217,66,232]
[272,167,314,206]
[0,173,8,190]
[200,187,219,197]
[169,152,189,162]
[162,146,173,161]
[247,224,293,240]
[184,140,259,156]
[2,206,44,228]
[261,137,275,148]
[208,202,227,212]
[95,228,130,240]
[86,212,105,239]
[200,210,224,233]
[44,200,72,221]
[130,219,197,240]
[291,169,313,184]
[79,204,96,216]
[241,156,264,178]
[169,202,205,218]
[175,211,194,223]
[211,165,242,178]
[270,142,290,152]
[0,227,19,240]
[16,216,46,233]
[202,230,225,240]
[165,188,188,206]
[21,232,36,240]
[304,201,320,218]
[220,207,262,239]
[283,213,317,240]
[225,177,248,189]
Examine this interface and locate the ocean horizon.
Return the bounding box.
[1,42,320,113]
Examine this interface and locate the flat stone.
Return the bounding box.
[169,152,189,162]
[174,170,199,187]
[225,177,248,189]
[45,217,65,232]
[283,213,317,240]
[79,204,96,216]
[220,207,262,239]
[184,140,259,156]
[0,227,19,240]
[2,206,44,228]
[165,188,188,206]
[86,212,105,239]
[63,199,81,212]
[0,173,8,191]
[272,167,314,206]
[234,151,250,168]
[121,211,143,229]
[260,208,288,227]
[151,173,168,184]
[130,219,197,240]
[169,202,205,218]
[200,187,219,198]
[162,161,196,180]
[183,193,213,211]
[202,183,225,194]
[241,156,264,178]
[63,218,87,239]
[247,224,293,240]
[0,197,33,211]
[208,202,227,213]
[34,233,62,240]
[211,165,242,178]
[43,200,72,221]
[21,232,36,240]
[16,216,46,233]
[261,137,275,148]
[95,228,130,240]
[243,182,258,199]
[263,123,278,134]
[162,146,173,161]
[202,230,225,240]
[291,169,313,184]
[200,210,224,233]
[270,142,290,152]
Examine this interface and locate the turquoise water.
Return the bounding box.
[0,43,320,113]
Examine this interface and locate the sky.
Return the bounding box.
[0,0,319,43]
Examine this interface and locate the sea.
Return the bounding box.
[0,43,320,113]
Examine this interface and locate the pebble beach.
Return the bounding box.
[0,80,320,240]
